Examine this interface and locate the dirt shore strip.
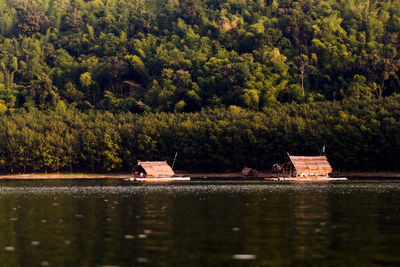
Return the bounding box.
[0,171,399,180]
[0,173,132,179]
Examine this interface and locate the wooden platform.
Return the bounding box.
[264,177,348,181]
[125,177,191,182]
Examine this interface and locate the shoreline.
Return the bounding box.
[0,173,133,180]
[0,171,400,180]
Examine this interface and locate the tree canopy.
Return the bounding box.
[0,0,399,112]
[0,0,400,172]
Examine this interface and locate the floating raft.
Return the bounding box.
[265,177,348,181]
[125,177,191,182]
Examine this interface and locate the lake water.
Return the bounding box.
[0,180,399,266]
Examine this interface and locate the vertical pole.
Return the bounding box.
[171,152,178,170]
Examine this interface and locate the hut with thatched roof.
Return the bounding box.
[284,154,333,178]
[133,161,175,178]
[241,167,259,177]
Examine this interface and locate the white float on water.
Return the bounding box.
[233,254,257,260]
[127,177,191,182]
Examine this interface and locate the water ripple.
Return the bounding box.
[0,180,398,197]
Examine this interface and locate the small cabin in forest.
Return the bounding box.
[283,154,333,177]
[133,161,175,178]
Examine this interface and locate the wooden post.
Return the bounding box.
[171,152,178,170]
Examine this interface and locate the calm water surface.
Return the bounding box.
[0,180,399,266]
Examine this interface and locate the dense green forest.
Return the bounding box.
[1,97,400,172]
[0,0,400,172]
[1,0,400,111]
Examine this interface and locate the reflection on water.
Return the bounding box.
[0,180,399,266]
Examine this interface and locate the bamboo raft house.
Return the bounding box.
[269,154,347,181]
[129,161,190,181]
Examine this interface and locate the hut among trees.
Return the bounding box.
[133,161,175,178]
[283,155,333,178]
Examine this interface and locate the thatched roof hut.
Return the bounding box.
[134,161,175,178]
[241,167,259,177]
[287,155,332,177]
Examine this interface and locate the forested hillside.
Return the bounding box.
[0,0,400,172]
[1,0,400,112]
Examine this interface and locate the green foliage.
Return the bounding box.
[0,96,399,172]
[0,0,399,173]
[0,0,398,111]
[0,100,7,114]
[347,75,373,100]
[79,72,92,89]
[27,73,59,109]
